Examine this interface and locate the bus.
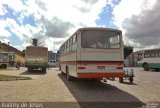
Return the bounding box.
[137,48,160,71]
[59,27,124,81]
[0,52,15,69]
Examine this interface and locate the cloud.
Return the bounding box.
[0,0,26,13]
[0,4,6,15]
[39,16,74,38]
[1,0,114,52]
[112,0,159,51]
[0,28,11,38]
[35,0,47,11]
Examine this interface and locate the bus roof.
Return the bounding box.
[78,27,122,32]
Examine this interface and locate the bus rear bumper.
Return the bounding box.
[77,73,125,78]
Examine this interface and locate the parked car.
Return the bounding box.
[48,60,56,67]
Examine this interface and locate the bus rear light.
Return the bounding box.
[78,67,87,70]
[117,67,123,69]
[97,66,105,69]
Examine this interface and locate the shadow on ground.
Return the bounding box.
[19,70,47,75]
[58,73,142,108]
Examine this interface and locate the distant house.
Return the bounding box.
[48,51,60,62]
[48,51,56,61]
[0,43,25,65]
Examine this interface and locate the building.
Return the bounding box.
[48,51,56,61]
[0,43,25,65]
[124,51,143,67]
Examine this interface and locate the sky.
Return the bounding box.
[0,0,159,52]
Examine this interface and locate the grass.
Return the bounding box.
[0,68,14,71]
[0,74,31,80]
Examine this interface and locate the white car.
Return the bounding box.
[48,60,56,67]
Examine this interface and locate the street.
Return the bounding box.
[0,67,160,107]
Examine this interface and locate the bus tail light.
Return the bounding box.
[117,67,123,69]
[78,67,87,70]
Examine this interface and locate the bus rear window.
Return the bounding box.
[81,30,120,49]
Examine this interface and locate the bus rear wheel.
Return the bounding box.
[143,63,149,71]
[28,68,32,72]
[66,67,73,81]
[129,77,133,83]
[42,68,46,73]
[119,77,123,83]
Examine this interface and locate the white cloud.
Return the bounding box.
[0,0,117,52]
[0,0,26,13]
[0,4,6,15]
[112,0,159,51]
[0,28,11,38]
[112,0,144,29]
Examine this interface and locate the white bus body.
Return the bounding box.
[0,52,15,69]
[137,49,160,71]
[59,27,124,80]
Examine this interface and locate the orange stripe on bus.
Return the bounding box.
[77,73,124,78]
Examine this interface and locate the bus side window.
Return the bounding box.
[66,41,70,53]
[155,50,158,57]
[72,34,77,51]
[69,38,73,51]
[137,53,143,61]
[144,53,149,58]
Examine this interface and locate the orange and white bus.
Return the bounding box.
[59,27,124,81]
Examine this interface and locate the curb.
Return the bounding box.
[0,77,32,81]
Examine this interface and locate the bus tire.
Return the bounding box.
[61,71,64,75]
[59,65,61,71]
[42,68,46,73]
[28,68,32,72]
[119,77,123,83]
[129,77,133,83]
[66,67,72,81]
[143,63,149,71]
[1,64,7,69]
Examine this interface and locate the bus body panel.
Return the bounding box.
[80,51,122,61]
[137,58,160,69]
[59,52,77,77]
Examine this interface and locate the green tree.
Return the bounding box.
[124,45,133,59]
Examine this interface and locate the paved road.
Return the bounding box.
[0,67,160,107]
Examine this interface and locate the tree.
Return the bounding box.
[124,45,133,59]
[32,38,38,46]
[31,38,44,46]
